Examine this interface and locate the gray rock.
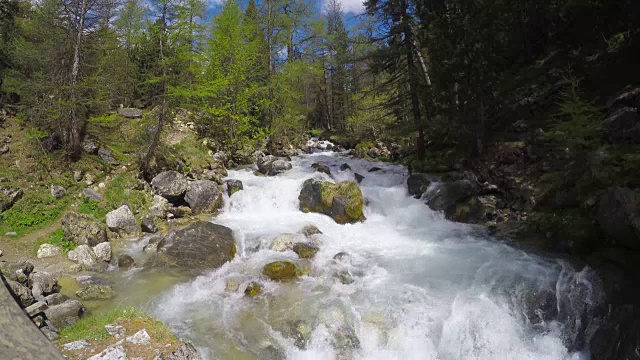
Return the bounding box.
[73,170,83,182]
[292,242,320,259]
[257,155,276,174]
[82,137,100,154]
[75,285,116,300]
[68,245,98,268]
[150,195,171,219]
[0,186,23,212]
[25,301,48,317]
[98,147,118,165]
[106,205,137,235]
[167,341,201,360]
[340,163,351,171]
[118,107,143,119]
[83,188,103,201]
[29,271,59,298]
[270,233,298,252]
[45,293,67,306]
[354,173,364,183]
[407,173,431,198]
[151,171,188,202]
[225,179,243,197]
[6,279,34,307]
[298,179,366,224]
[301,224,322,237]
[425,179,479,214]
[169,205,192,218]
[51,184,66,199]
[93,242,112,262]
[141,214,158,233]
[126,329,151,345]
[269,159,292,176]
[62,212,108,246]
[44,299,84,328]
[85,173,96,185]
[63,339,91,351]
[41,325,60,341]
[117,254,136,269]
[37,243,62,258]
[105,324,126,338]
[595,187,640,250]
[87,345,127,360]
[212,151,229,164]
[0,260,34,284]
[0,144,8,154]
[312,162,331,176]
[154,221,236,271]
[184,180,223,215]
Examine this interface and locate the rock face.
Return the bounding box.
[118,107,143,119]
[106,205,137,235]
[83,188,103,201]
[62,212,108,246]
[184,180,223,215]
[98,147,118,165]
[0,186,23,212]
[603,107,640,144]
[151,171,188,202]
[425,180,483,223]
[298,179,365,224]
[595,187,640,250]
[262,261,298,282]
[155,221,236,271]
[225,179,243,197]
[407,173,431,198]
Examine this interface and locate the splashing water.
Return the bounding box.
[146,152,602,360]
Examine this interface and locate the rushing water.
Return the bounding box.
[141,152,603,360]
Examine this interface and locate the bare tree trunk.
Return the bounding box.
[404,12,424,159]
[68,0,87,161]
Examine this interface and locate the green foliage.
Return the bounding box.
[104,174,151,216]
[546,75,602,150]
[36,228,76,254]
[77,197,109,220]
[0,189,69,235]
[89,113,118,124]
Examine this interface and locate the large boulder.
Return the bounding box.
[595,187,640,250]
[269,159,292,176]
[68,245,98,268]
[155,221,236,271]
[225,179,243,197]
[37,243,62,258]
[149,195,171,219]
[118,107,143,119]
[257,155,276,174]
[184,180,223,215]
[151,171,188,202]
[29,271,59,298]
[62,212,108,246]
[44,299,84,327]
[6,279,34,307]
[106,205,137,235]
[603,107,640,144]
[407,173,431,198]
[0,260,33,284]
[140,214,158,233]
[424,180,480,222]
[0,186,23,212]
[298,179,365,224]
[92,242,112,262]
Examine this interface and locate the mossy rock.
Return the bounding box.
[262,261,298,282]
[451,196,486,224]
[298,179,365,224]
[292,242,319,259]
[244,281,263,297]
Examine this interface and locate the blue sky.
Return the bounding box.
[206,0,365,17]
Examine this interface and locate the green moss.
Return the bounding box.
[262,261,298,282]
[244,282,263,297]
[320,181,364,220]
[104,174,152,218]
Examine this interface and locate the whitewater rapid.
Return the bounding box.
[148,152,602,360]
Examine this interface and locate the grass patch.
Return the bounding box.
[58,307,174,343]
[104,174,151,217]
[77,197,110,220]
[0,188,70,236]
[163,132,212,174]
[35,228,76,254]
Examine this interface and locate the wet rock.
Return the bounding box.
[225,179,243,197]
[87,344,126,360]
[336,270,354,284]
[269,159,292,176]
[44,299,84,328]
[301,224,322,237]
[141,214,158,233]
[126,329,151,345]
[83,188,103,201]
[82,137,100,154]
[63,339,91,351]
[299,179,365,224]
[258,344,284,360]
[340,163,351,171]
[603,107,640,144]
[93,242,112,262]
[225,279,240,293]
[368,167,382,172]
[166,341,201,360]
[295,260,313,276]
[169,205,192,218]
[75,285,116,300]
[184,180,223,215]
[62,212,108,246]
[155,221,236,271]
[151,171,189,202]
[118,107,143,119]
[6,279,34,307]
[29,271,59,298]
[262,261,298,282]
[106,205,138,235]
[98,147,118,165]
[595,187,640,250]
[293,242,319,259]
[270,233,298,252]
[50,184,66,199]
[407,173,431,198]
[312,162,331,176]
[287,320,312,349]
[424,179,480,222]
[150,195,171,219]
[0,186,23,212]
[68,245,98,268]
[244,281,263,297]
[37,243,62,258]
[333,252,350,262]
[354,173,364,184]
[117,254,136,269]
[334,326,361,353]
[257,155,276,174]
[105,324,126,338]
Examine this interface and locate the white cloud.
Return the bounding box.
[325,0,364,14]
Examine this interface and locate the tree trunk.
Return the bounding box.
[68,0,87,161]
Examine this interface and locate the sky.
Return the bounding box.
[206,0,365,16]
